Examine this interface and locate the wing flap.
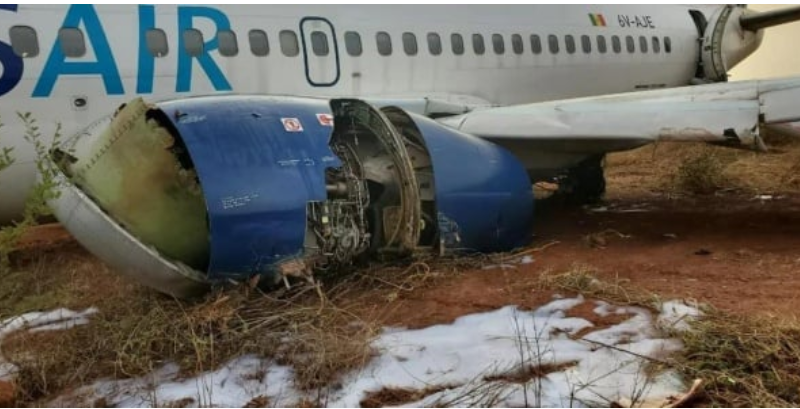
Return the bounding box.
[761,84,800,124]
[441,77,800,153]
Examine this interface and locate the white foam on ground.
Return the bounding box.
[54,299,691,408]
[0,307,98,381]
[85,357,299,408]
[481,264,517,270]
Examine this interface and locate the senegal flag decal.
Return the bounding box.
[589,13,607,27]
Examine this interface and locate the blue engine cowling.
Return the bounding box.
[51,95,533,297]
[397,110,534,252]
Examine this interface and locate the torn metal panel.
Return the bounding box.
[61,98,210,271]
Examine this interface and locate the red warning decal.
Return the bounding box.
[316,113,334,127]
[281,117,304,132]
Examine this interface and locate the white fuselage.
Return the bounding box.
[0,4,724,222]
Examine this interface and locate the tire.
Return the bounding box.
[564,154,606,205]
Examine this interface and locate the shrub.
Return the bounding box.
[675,151,729,194]
[0,113,63,269]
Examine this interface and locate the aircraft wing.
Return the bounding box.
[438,77,800,173]
[361,93,495,117]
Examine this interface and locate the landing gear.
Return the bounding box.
[558,154,606,205]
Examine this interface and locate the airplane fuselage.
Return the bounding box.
[0,4,731,222]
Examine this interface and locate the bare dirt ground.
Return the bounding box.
[15,183,800,327]
[368,193,800,328]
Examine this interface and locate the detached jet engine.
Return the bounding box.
[49,97,533,298]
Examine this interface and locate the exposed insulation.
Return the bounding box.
[66,98,210,271]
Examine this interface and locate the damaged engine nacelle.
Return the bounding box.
[49,96,533,298]
[696,5,764,83]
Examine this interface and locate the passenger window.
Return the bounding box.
[403,32,417,55]
[511,34,523,54]
[492,33,504,54]
[639,36,648,53]
[612,35,621,53]
[218,30,238,57]
[248,29,269,56]
[626,35,635,53]
[345,31,362,56]
[427,32,442,56]
[581,35,591,53]
[548,34,559,54]
[59,27,86,57]
[472,34,485,55]
[145,29,168,58]
[652,36,660,53]
[376,31,392,56]
[530,34,542,54]
[451,33,464,55]
[565,35,576,54]
[597,35,607,54]
[664,36,672,53]
[182,29,203,57]
[280,30,299,56]
[311,31,329,56]
[9,25,39,58]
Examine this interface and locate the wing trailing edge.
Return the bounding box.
[441,77,800,155]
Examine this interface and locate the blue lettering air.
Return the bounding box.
[136,5,156,94]
[0,4,233,98]
[0,5,23,98]
[176,6,232,93]
[33,5,123,97]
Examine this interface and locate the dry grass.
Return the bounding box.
[1,247,125,317]
[676,310,800,407]
[360,385,453,407]
[605,134,800,198]
[1,243,498,406]
[1,245,387,406]
[538,265,662,310]
[674,150,730,194]
[483,361,578,384]
[6,283,381,405]
[539,266,800,407]
[239,290,379,392]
